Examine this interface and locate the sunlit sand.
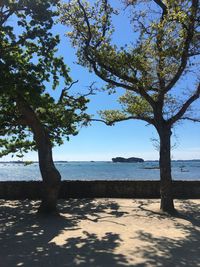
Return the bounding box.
[0,199,199,266]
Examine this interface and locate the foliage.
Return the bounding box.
[0,0,89,158]
[60,0,200,128]
[60,0,200,211]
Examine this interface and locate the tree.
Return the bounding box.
[60,0,200,213]
[0,0,89,213]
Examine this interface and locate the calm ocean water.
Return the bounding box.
[0,161,200,181]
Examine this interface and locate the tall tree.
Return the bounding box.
[0,0,89,213]
[60,0,200,213]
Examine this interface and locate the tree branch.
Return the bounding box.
[91,60,134,90]
[90,115,154,125]
[94,0,109,48]
[164,0,199,92]
[153,0,168,18]
[0,9,14,26]
[59,80,78,102]
[168,83,200,125]
[76,1,156,108]
[89,118,113,125]
[180,117,200,123]
[79,82,97,97]
[155,0,167,102]
[77,0,92,46]
[84,48,156,108]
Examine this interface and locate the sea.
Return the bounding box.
[0,160,200,181]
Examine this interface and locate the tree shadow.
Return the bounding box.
[134,200,200,267]
[58,198,129,223]
[0,199,199,267]
[0,199,132,267]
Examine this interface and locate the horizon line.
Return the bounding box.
[0,159,200,163]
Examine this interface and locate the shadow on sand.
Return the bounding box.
[133,200,200,267]
[0,199,199,267]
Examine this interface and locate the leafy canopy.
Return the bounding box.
[60,0,200,128]
[0,0,89,158]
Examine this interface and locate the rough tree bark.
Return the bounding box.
[36,129,61,214]
[17,96,61,214]
[158,123,175,213]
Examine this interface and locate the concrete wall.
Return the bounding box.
[0,181,199,199]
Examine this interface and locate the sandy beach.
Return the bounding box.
[0,198,199,267]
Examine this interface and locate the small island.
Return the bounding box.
[112,157,144,163]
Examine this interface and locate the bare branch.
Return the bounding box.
[168,83,200,125]
[188,51,200,57]
[59,80,78,102]
[78,82,98,97]
[180,117,200,123]
[0,9,14,26]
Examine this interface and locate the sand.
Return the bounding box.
[0,198,199,267]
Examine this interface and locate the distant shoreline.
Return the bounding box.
[0,159,200,164]
[1,161,200,180]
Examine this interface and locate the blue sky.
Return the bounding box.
[2,0,200,161]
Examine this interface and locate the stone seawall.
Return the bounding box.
[0,181,199,199]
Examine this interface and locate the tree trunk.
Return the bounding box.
[17,97,61,214]
[36,131,61,214]
[158,125,175,213]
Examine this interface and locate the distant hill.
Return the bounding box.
[112,157,144,163]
